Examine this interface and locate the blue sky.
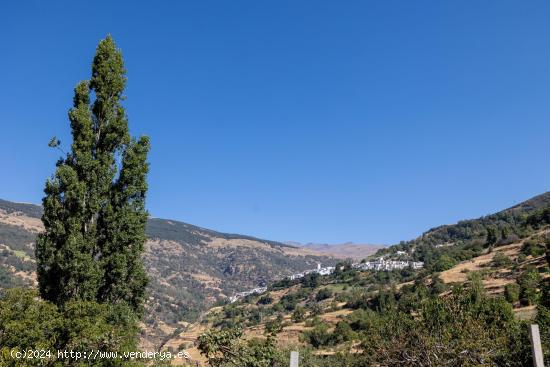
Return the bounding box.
[1,1,549,244]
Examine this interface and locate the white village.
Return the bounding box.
[229,257,424,303]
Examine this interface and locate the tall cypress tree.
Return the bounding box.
[36,36,150,314]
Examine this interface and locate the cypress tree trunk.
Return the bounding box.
[36,36,150,314]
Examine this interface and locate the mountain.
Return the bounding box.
[289,241,385,260]
[0,198,336,347]
[376,191,550,267]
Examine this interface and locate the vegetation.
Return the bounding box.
[197,193,550,366]
[36,35,150,314]
[0,36,159,366]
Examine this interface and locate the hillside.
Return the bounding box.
[375,191,550,267]
[0,199,336,347]
[169,230,549,365]
[167,192,550,366]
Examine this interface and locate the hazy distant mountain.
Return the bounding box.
[287,241,385,260]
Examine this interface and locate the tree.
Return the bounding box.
[35,36,150,314]
[486,226,498,251]
[0,289,142,367]
[315,288,333,302]
[198,328,277,367]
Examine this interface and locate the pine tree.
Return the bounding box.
[36,36,150,314]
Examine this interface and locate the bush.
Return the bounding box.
[257,294,273,305]
[522,238,546,257]
[315,288,333,302]
[291,307,306,323]
[264,315,283,335]
[504,283,520,304]
[0,288,141,367]
[492,252,512,268]
[434,255,456,272]
[302,321,331,348]
[518,268,542,306]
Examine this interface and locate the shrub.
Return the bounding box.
[522,238,546,257]
[264,315,283,335]
[492,252,512,268]
[302,321,331,348]
[434,255,456,272]
[518,268,542,306]
[504,283,520,304]
[257,294,273,305]
[315,288,333,302]
[291,307,306,323]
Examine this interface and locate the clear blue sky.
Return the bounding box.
[1,1,549,244]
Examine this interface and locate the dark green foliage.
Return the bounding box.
[264,315,283,335]
[291,306,306,322]
[535,305,550,363]
[0,288,142,367]
[486,226,498,248]
[492,252,512,267]
[518,267,541,305]
[0,289,60,366]
[331,321,355,344]
[369,287,397,313]
[504,283,520,303]
[345,289,370,310]
[301,272,320,288]
[257,294,273,305]
[35,36,150,315]
[306,302,323,316]
[198,328,277,367]
[522,237,547,257]
[301,320,331,348]
[315,287,333,302]
[429,275,447,295]
[277,290,307,312]
[301,282,533,366]
[434,254,456,271]
[526,207,550,228]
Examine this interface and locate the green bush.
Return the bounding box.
[301,321,331,348]
[504,283,520,303]
[434,254,456,272]
[518,268,542,306]
[291,307,306,323]
[315,288,333,302]
[492,252,512,267]
[522,239,546,257]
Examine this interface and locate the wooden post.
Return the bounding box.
[529,324,545,367]
[289,350,299,367]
